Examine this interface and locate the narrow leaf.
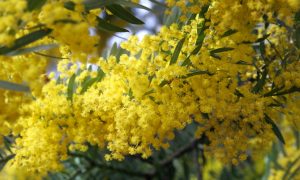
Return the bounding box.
[170,37,185,65]
[0,29,52,55]
[0,80,30,92]
[6,44,58,56]
[80,68,105,94]
[112,0,153,11]
[159,80,170,87]
[106,5,144,24]
[282,156,300,180]
[97,17,129,32]
[255,34,270,43]
[85,1,111,10]
[80,0,152,11]
[181,25,206,66]
[143,89,155,96]
[265,114,285,144]
[235,60,251,65]
[67,74,76,101]
[210,47,234,54]
[64,1,76,10]
[221,29,238,38]
[26,0,47,11]
[110,42,118,56]
[209,47,234,59]
[184,70,212,78]
[252,66,267,93]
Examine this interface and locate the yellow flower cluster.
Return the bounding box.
[38,1,100,57]
[0,0,27,46]
[0,0,101,61]
[0,0,299,178]
[0,54,48,145]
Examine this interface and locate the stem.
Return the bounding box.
[159,139,199,166]
[194,146,203,180]
[0,154,15,164]
[34,52,68,59]
[264,86,300,97]
[69,152,155,178]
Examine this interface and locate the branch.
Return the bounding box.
[0,154,15,164]
[159,139,199,166]
[194,146,203,180]
[69,152,155,178]
[264,86,300,97]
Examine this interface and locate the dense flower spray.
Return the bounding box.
[0,0,299,178]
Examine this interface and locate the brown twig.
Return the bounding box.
[159,139,199,166]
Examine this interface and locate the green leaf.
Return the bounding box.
[0,29,52,55]
[255,34,270,43]
[64,0,111,11]
[183,69,213,78]
[235,60,251,65]
[112,0,153,11]
[106,5,144,24]
[0,154,15,171]
[159,80,170,87]
[210,47,234,54]
[6,44,58,56]
[128,88,134,100]
[234,89,244,97]
[252,66,267,93]
[0,80,30,92]
[199,5,209,18]
[65,0,152,12]
[221,29,238,38]
[67,74,76,101]
[265,114,285,144]
[269,86,300,97]
[54,19,78,24]
[96,17,129,32]
[282,155,300,180]
[26,0,47,11]
[209,47,234,59]
[110,42,119,56]
[64,1,76,10]
[164,6,180,26]
[143,89,155,96]
[170,37,185,65]
[181,35,205,66]
[181,22,206,66]
[263,86,285,97]
[80,68,105,94]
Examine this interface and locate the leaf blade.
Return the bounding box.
[106,4,144,24]
[96,17,129,32]
[0,29,52,55]
[26,0,47,11]
[6,44,58,56]
[265,114,285,144]
[67,74,76,102]
[170,37,185,65]
[0,80,30,92]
